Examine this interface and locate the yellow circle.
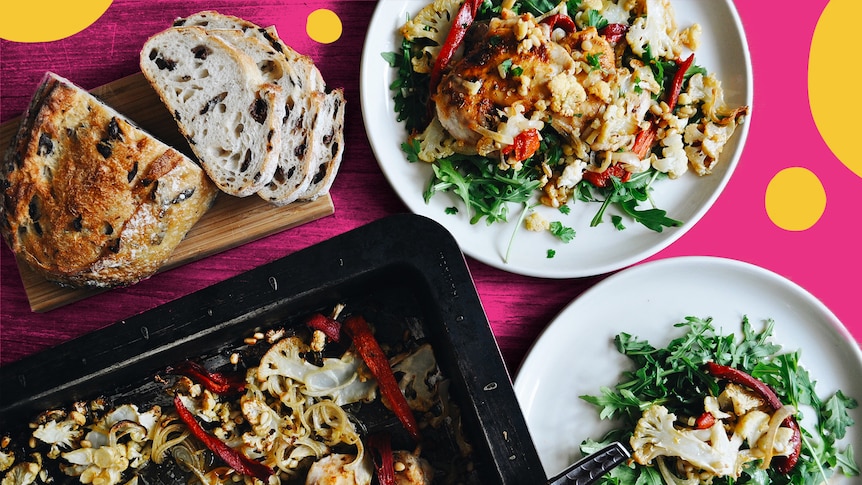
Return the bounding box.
[306,9,342,44]
[765,167,826,231]
[0,0,112,43]
[810,0,862,178]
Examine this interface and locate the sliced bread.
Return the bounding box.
[0,72,218,288]
[297,89,346,201]
[208,28,318,205]
[139,26,285,197]
[173,11,326,92]
[173,11,345,203]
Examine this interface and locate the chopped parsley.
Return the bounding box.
[586,53,602,71]
[499,59,523,77]
[546,249,556,258]
[584,9,608,30]
[549,221,576,243]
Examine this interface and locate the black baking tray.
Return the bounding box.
[0,213,546,484]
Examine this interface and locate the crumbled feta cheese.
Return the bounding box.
[557,159,588,188]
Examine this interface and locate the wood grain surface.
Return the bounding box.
[1,72,334,312]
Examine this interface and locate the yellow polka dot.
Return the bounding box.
[306,9,342,44]
[765,167,826,231]
[810,0,862,178]
[0,0,112,43]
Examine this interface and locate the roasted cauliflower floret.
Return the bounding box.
[626,0,682,59]
[650,131,688,178]
[393,450,435,485]
[304,453,373,485]
[392,344,443,413]
[32,419,82,459]
[413,117,457,163]
[1,461,40,485]
[400,0,463,73]
[0,449,15,473]
[631,404,741,477]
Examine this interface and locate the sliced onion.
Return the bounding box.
[759,404,796,469]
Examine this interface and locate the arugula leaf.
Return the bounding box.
[386,39,430,133]
[425,154,542,225]
[618,199,683,232]
[579,169,681,232]
[823,391,858,441]
[581,316,861,485]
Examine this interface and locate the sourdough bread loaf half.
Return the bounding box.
[0,72,218,288]
[139,26,286,197]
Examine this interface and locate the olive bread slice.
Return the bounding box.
[139,26,285,197]
[208,28,318,205]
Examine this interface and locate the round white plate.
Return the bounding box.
[360,0,752,278]
[513,256,862,481]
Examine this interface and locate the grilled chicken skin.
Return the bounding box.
[433,14,620,152]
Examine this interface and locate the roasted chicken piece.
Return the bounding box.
[433,13,624,154]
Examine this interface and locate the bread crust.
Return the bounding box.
[0,73,218,288]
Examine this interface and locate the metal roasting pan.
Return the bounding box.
[0,213,546,484]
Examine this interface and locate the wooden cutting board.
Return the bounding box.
[1,72,335,312]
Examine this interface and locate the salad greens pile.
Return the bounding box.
[383,0,693,232]
[580,316,860,484]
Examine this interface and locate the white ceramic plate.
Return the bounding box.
[513,256,862,482]
[360,0,752,278]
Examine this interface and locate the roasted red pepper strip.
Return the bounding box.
[631,122,657,159]
[583,163,631,188]
[541,14,576,33]
[501,128,541,162]
[169,361,246,395]
[173,394,274,480]
[694,412,716,430]
[367,433,396,485]
[666,53,694,112]
[705,362,801,473]
[599,23,628,43]
[343,315,421,442]
[429,0,483,95]
[305,313,342,342]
